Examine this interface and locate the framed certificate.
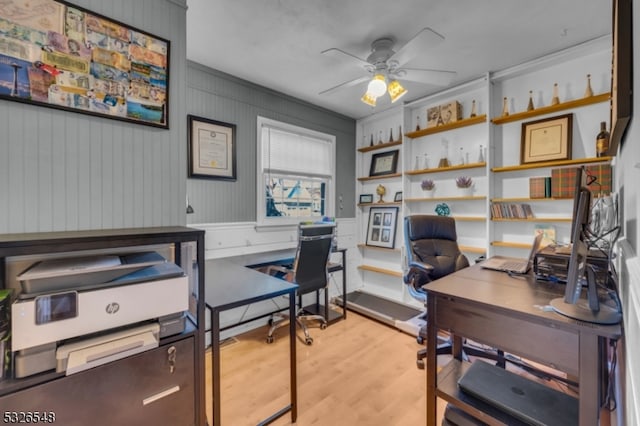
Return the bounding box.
[369,150,399,177]
[188,115,237,180]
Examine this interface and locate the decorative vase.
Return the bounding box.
[458,186,474,197]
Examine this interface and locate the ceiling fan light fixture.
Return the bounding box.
[388,80,407,103]
[367,74,387,97]
[361,91,377,106]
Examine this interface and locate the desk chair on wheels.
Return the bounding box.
[265,223,336,345]
[404,215,497,369]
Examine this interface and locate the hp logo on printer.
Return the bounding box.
[105,302,120,314]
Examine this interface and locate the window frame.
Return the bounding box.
[256,116,336,227]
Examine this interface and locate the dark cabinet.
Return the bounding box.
[0,227,206,426]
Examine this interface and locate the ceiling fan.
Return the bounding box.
[319,28,456,106]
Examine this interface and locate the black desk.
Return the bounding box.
[205,259,298,425]
[424,260,621,426]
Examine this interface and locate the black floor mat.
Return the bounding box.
[338,291,421,323]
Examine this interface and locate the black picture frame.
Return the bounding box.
[365,206,398,249]
[608,0,633,155]
[0,0,170,128]
[359,194,374,204]
[188,115,237,180]
[369,150,399,177]
[394,191,402,202]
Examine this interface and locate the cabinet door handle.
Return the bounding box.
[142,385,181,405]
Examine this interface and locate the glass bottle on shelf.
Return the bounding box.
[415,115,421,131]
[551,83,560,105]
[470,100,477,118]
[378,130,383,144]
[465,152,470,165]
[388,127,394,142]
[596,121,610,157]
[584,74,594,98]
[478,144,485,163]
[398,125,402,140]
[501,97,509,116]
[527,90,535,111]
[458,147,465,165]
[438,139,450,168]
[423,154,430,170]
[414,155,421,171]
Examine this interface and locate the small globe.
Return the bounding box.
[376,184,386,196]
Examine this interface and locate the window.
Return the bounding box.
[257,117,336,226]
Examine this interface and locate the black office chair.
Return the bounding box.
[404,215,495,368]
[265,223,336,345]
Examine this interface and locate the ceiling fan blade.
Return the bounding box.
[398,68,456,86]
[319,76,370,96]
[389,27,445,67]
[321,48,371,70]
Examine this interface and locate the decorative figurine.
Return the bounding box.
[470,100,477,118]
[527,90,535,111]
[584,74,594,98]
[551,83,560,105]
[376,184,386,203]
[501,97,509,117]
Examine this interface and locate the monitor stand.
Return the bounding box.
[550,266,622,325]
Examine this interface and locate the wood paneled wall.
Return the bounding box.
[0,0,189,234]
[185,62,356,224]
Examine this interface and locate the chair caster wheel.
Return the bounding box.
[320,323,327,330]
[305,337,313,345]
[416,336,424,344]
[266,336,274,344]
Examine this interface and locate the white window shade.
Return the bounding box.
[262,127,333,177]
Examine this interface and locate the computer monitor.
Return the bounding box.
[550,187,621,324]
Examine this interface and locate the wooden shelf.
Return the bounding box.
[357,140,402,153]
[406,162,486,176]
[357,202,401,207]
[491,93,610,124]
[405,196,486,202]
[491,197,571,202]
[357,264,403,277]
[458,245,486,254]
[453,216,486,222]
[357,173,402,182]
[405,115,487,138]
[492,156,611,173]
[492,217,572,223]
[357,244,401,253]
[491,241,535,249]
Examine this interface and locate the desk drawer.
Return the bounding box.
[435,296,579,376]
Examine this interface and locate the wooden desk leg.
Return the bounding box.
[579,333,600,426]
[211,309,221,426]
[426,296,437,426]
[289,289,298,422]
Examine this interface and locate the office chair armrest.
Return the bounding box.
[403,260,434,286]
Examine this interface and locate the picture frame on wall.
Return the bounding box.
[393,191,402,202]
[188,114,237,180]
[369,150,399,177]
[520,114,573,165]
[366,207,398,249]
[0,0,170,128]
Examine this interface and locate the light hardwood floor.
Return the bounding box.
[204,311,448,426]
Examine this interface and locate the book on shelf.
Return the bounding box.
[490,202,534,219]
[529,176,552,198]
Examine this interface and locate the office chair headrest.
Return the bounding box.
[406,215,457,242]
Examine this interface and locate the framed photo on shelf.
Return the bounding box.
[394,191,403,202]
[369,150,399,177]
[359,194,374,204]
[520,113,572,165]
[366,207,398,249]
[188,115,237,180]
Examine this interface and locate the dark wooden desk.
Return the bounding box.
[205,259,298,425]
[424,261,621,426]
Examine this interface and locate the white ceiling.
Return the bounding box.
[186,0,611,120]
